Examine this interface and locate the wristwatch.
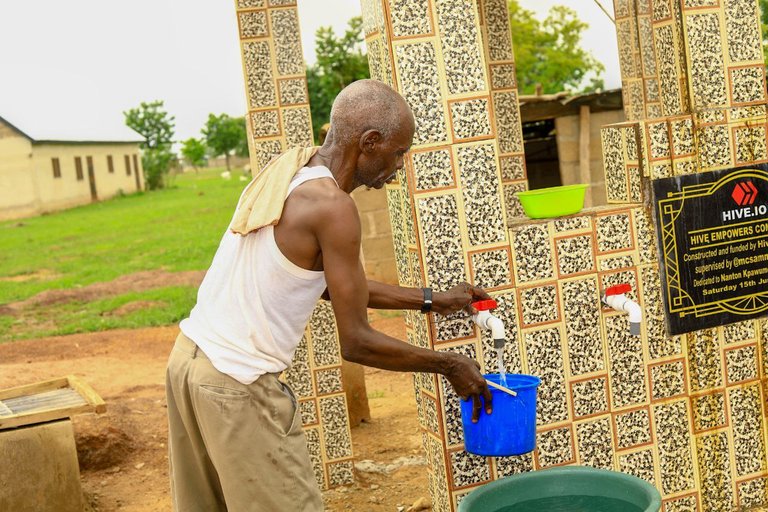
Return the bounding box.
[420,287,433,313]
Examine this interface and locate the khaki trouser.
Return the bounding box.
[166,332,323,511]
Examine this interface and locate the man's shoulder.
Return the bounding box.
[289,180,357,223]
[293,178,351,204]
[314,186,357,222]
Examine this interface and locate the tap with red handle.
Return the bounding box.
[471,299,505,348]
[602,284,642,336]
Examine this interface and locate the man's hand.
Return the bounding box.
[444,352,492,423]
[432,282,492,316]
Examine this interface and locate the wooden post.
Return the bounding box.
[341,361,371,426]
[579,104,592,207]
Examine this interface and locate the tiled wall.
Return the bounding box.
[363,1,768,511]
[603,106,768,196]
[233,0,353,490]
[283,302,355,489]
[614,0,765,122]
[235,0,768,506]
[601,1,768,511]
[508,208,768,512]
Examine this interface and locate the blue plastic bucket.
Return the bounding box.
[460,373,540,457]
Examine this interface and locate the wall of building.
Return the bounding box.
[0,121,37,220]
[0,138,143,221]
[30,144,143,216]
[555,109,625,207]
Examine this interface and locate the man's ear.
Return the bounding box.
[359,129,382,153]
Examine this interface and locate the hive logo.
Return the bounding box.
[732,180,758,206]
[723,180,766,222]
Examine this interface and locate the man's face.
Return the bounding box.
[354,123,414,190]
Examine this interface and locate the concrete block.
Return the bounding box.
[557,139,579,165]
[364,211,393,237]
[365,259,399,285]
[362,235,397,262]
[0,420,84,512]
[555,115,579,139]
[352,187,390,212]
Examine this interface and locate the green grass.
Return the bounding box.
[0,168,248,341]
[4,286,199,341]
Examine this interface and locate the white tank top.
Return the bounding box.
[180,166,337,384]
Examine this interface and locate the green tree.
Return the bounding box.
[181,138,207,172]
[234,117,250,158]
[508,0,604,94]
[124,100,176,190]
[202,114,246,171]
[307,16,370,141]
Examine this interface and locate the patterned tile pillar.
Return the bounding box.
[605,0,768,202]
[361,1,526,510]
[614,0,692,121]
[235,0,314,169]
[233,0,354,490]
[613,0,644,121]
[477,0,528,218]
[599,1,768,510]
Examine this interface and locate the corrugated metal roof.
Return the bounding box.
[519,88,624,123]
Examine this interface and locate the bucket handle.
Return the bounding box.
[486,379,517,397]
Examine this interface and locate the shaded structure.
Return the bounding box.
[519,89,625,205]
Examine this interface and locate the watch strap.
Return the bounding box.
[420,287,433,313]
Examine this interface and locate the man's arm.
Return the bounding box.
[313,193,492,422]
[367,280,491,316]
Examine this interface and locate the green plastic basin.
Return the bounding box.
[515,184,588,219]
[458,466,661,512]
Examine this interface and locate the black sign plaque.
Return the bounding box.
[652,165,768,335]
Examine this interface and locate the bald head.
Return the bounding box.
[329,79,414,148]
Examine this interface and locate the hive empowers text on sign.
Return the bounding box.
[652,165,768,335]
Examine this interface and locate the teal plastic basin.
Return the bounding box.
[458,466,661,512]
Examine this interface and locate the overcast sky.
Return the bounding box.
[0,0,620,142]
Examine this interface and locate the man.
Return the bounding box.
[166,79,493,511]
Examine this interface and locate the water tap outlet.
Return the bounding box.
[472,299,505,347]
[602,283,642,336]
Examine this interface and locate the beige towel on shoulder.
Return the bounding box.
[229,146,320,235]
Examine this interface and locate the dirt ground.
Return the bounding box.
[0,315,430,511]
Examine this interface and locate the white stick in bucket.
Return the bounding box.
[486,379,517,397]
